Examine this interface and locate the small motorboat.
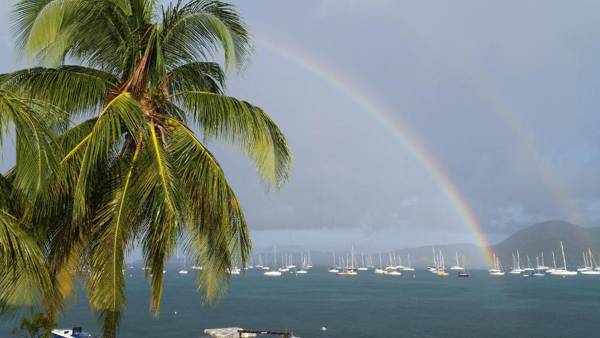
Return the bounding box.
[52,327,97,338]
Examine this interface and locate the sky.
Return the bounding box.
[2,1,600,252]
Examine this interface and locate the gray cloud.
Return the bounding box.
[2,0,600,251]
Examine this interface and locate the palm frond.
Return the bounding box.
[172,91,291,188]
[166,62,225,94]
[0,90,60,202]
[0,209,51,307]
[86,141,145,338]
[160,0,251,70]
[166,118,250,300]
[71,92,146,221]
[0,66,117,117]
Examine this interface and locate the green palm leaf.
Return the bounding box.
[172,91,292,187]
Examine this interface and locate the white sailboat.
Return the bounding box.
[549,242,577,276]
[546,251,558,274]
[374,252,385,274]
[296,254,308,274]
[383,252,401,275]
[403,254,415,271]
[488,253,500,273]
[523,255,534,272]
[264,247,282,277]
[532,256,545,277]
[536,252,549,271]
[178,254,189,275]
[427,248,438,273]
[489,255,505,276]
[580,249,600,275]
[395,255,405,270]
[509,250,525,274]
[328,252,340,273]
[337,248,358,276]
[449,252,464,271]
[358,252,369,271]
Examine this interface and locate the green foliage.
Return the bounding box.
[1,1,292,337]
[12,311,55,338]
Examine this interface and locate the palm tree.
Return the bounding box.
[1,0,291,336]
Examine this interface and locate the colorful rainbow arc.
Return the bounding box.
[255,36,495,267]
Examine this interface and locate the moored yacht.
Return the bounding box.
[264,247,282,277]
[457,255,470,277]
[549,242,577,276]
[449,252,464,271]
[489,255,505,276]
[178,254,189,275]
[580,248,600,275]
[328,252,340,273]
[509,250,525,274]
[403,254,415,271]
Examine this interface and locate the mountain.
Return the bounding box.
[249,221,600,269]
[155,220,600,270]
[490,220,600,268]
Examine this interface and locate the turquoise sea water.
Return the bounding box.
[2,269,600,337]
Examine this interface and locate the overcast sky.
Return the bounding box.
[2,1,600,251]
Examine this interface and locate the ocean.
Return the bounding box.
[2,269,600,337]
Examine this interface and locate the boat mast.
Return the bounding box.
[541,252,545,267]
[560,241,567,270]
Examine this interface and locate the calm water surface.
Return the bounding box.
[2,270,600,337]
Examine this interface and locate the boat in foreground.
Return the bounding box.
[52,328,96,338]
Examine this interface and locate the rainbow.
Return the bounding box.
[256,36,496,267]
[372,18,580,224]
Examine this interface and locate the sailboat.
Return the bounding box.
[509,250,525,274]
[489,255,505,276]
[296,254,308,274]
[374,252,385,274]
[383,252,401,276]
[577,251,590,272]
[457,255,470,277]
[488,253,500,273]
[450,252,464,271]
[337,247,358,276]
[435,251,448,277]
[549,242,577,276]
[328,252,340,273]
[395,255,405,270]
[264,247,282,277]
[178,253,189,275]
[536,252,549,271]
[580,249,600,275]
[403,254,415,271]
[532,256,545,277]
[546,251,558,274]
[427,248,439,273]
[358,253,369,271]
[523,256,534,272]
